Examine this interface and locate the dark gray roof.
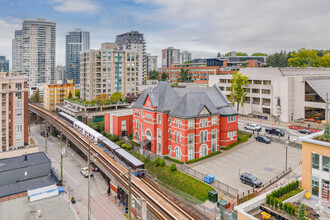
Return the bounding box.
[0,174,57,198]
[306,79,330,102]
[134,82,237,118]
[0,152,50,172]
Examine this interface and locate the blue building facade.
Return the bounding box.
[0,56,9,74]
[65,29,90,84]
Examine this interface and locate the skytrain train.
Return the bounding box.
[58,112,144,176]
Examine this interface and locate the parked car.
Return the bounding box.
[80,167,93,178]
[256,135,271,144]
[265,127,285,136]
[240,172,262,188]
[40,131,49,137]
[244,124,262,132]
[298,129,312,134]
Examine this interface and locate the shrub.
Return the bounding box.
[284,203,288,212]
[122,144,127,148]
[274,199,279,209]
[298,204,306,219]
[159,158,165,167]
[101,131,106,136]
[118,140,124,147]
[155,157,161,166]
[186,151,221,164]
[279,202,283,210]
[126,145,132,150]
[170,163,177,171]
[292,207,296,216]
[270,197,274,207]
[110,135,119,142]
[266,195,270,204]
[164,156,184,164]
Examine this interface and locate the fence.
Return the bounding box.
[130,146,239,198]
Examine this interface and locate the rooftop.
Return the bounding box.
[299,130,330,147]
[0,152,50,172]
[107,109,133,116]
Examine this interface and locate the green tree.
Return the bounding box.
[149,70,159,80]
[95,93,109,105]
[68,91,73,99]
[320,54,330,67]
[229,72,250,111]
[161,72,168,81]
[31,88,40,103]
[75,89,80,99]
[251,52,267,56]
[288,48,321,67]
[217,52,221,57]
[267,51,289,67]
[110,91,123,103]
[297,204,306,220]
[180,68,191,82]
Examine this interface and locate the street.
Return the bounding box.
[30,123,126,220]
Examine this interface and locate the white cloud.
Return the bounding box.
[0,19,22,67]
[51,0,100,14]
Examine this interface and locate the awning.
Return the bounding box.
[306,79,330,102]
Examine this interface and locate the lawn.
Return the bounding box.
[128,150,214,202]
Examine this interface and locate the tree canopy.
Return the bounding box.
[31,89,40,103]
[229,72,250,111]
[75,89,80,99]
[225,52,248,56]
[288,48,321,67]
[68,91,73,99]
[110,91,123,103]
[180,68,192,82]
[251,52,267,56]
[148,70,159,80]
[95,93,109,105]
[161,72,168,81]
[217,52,221,57]
[267,51,290,67]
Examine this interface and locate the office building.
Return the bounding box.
[180,51,192,64]
[0,57,9,74]
[13,18,56,85]
[55,65,65,83]
[43,79,75,112]
[209,67,330,123]
[161,47,180,68]
[300,131,329,201]
[65,29,90,84]
[0,73,28,152]
[80,43,139,101]
[146,53,157,76]
[104,109,133,137]
[12,30,23,73]
[132,82,238,162]
[115,31,146,85]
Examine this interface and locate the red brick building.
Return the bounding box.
[132,82,238,162]
[104,109,133,137]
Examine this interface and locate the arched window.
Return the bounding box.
[175,147,182,159]
[178,132,181,143]
[168,145,172,155]
[135,131,139,140]
[175,131,177,142]
[200,131,204,143]
[199,144,208,157]
[146,130,151,140]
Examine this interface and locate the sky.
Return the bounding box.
[1,0,330,67]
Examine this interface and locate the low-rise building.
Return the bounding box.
[132,82,238,162]
[0,73,28,152]
[43,80,75,112]
[209,68,330,123]
[300,130,330,200]
[163,63,235,84]
[104,109,133,137]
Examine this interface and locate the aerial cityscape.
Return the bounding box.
[0,0,330,220]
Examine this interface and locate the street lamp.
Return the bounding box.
[87,140,98,220]
[285,140,289,170]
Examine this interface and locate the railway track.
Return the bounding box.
[29,103,196,220]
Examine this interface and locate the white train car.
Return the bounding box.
[58,112,78,126]
[73,121,103,143]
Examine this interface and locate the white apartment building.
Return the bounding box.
[0,73,29,152]
[80,43,139,101]
[209,68,330,123]
[13,18,56,85]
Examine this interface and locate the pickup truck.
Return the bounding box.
[244,124,262,132]
[265,127,285,136]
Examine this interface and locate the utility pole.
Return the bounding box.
[45,122,47,154]
[60,130,63,185]
[128,168,132,220]
[88,140,91,220]
[326,93,329,123]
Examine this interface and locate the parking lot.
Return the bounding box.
[190,140,302,194]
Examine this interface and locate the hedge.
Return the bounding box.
[186,151,221,164]
[221,132,251,150]
[164,156,184,164]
